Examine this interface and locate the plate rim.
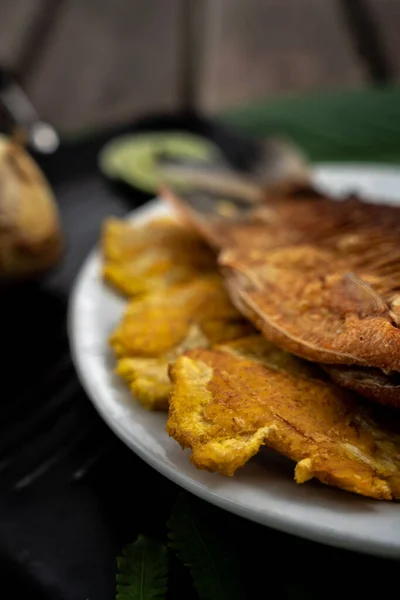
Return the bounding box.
[68,162,400,558]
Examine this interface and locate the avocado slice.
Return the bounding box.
[99,131,223,194]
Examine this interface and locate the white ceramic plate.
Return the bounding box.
[69,163,400,558]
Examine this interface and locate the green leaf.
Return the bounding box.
[168,494,245,600]
[116,535,168,600]
[218,85,400,164]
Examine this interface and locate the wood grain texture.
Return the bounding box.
[0,0,46,68]
[366,0,400,78]
[201,0,366,111]
[24,0,182,133]
[0,0,389,133]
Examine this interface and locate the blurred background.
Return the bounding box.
[0,0,399,136]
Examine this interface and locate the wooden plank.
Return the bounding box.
[201,0,366,111]
[25,0,181,133]
[0,0,371,133]
[0,0,46,68]
[337,0,394,82]
[366,0,400,78]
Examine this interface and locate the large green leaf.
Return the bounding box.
[116,535,168,600]
[218,85,400,163]
[168,494,245,600]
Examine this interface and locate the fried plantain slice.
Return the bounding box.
[111,275,254,409]
[167,336,400,499]
[102,217,216,296]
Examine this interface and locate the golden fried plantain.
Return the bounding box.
[102,217,216,296]
[111,275,253,409]
[167,336,400,499]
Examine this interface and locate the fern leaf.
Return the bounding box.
[168,494,245,600]
[116,535,168,600]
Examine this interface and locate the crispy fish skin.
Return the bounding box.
[111,275,253,410]
[167,336,400,499]
[323,364,400,409]
[102,217,216,296]
[162,182,324,251]
[165,183,400,376]
[215,262,399,407]
[218,197,400,374]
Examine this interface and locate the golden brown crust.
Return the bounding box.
[323,364,400,408]
[102,217,216,296]
[160,186,227,249]
[167,336,400,499]
[217,197,400,372]
[165,183,400,373]
[116,356,173,411]
[0,137,62,278]
[106,216,255,409]
[111,276,254,409]
[161,183,324,250]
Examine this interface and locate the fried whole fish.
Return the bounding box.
[167,336,400,500]
[163,182,400,406]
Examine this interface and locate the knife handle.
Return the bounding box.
[0,67,59,154]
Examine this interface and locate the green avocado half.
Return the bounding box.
[98,131,223,195]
